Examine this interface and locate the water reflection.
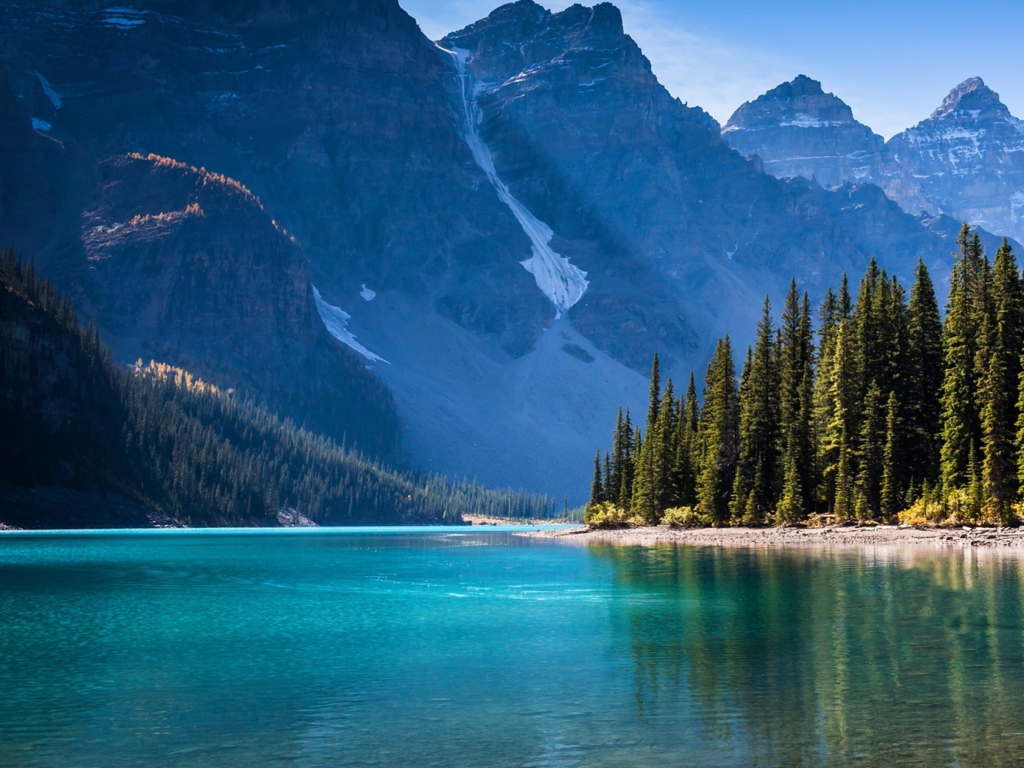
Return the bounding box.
[594,544,1024,767]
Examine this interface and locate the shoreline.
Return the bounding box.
[520,524,1024,549]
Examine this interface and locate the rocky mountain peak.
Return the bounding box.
[757,74,828,104]
[721,75,931,209]
[444,1,634,82]
[725,75,854,131]
[888,77,1024,243]
[930,77,1009,120]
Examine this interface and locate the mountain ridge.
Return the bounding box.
[725,74,1024,244]
[2,0,1017,503]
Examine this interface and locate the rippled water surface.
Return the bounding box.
[2,528,1024,767]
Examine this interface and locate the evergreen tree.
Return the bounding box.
[814,286,842,508]
[674,375,699,507]
[906,260,944,488]
[821,320,857,513]
[980,240,1022,523]
[853,258,882,400]
[696,337,739,523]
[776,453,802,524]
[646,353,662,435]
[834,427,855,521]
[619,410,636,509]
[857,383,886,519]
[590,451,604,506]
[655,380,677,511]
[941,225,985,493]
[603,452,613,503]
[777,284,816,518]
[880,391,902,520]
[736,300,779,522]
[611,409,625,499]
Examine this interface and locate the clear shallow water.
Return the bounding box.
[2,530,1024,767]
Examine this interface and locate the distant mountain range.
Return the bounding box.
[724,75,1024,244]
[0,0,1018,503]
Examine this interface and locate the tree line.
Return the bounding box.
[588,225,1024,526]
[1,248,558,526]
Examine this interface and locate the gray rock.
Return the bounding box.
[888,78,1024,243]
[723,75,932,213]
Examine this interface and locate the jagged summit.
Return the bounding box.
[766,74,826,100]
[718,75,928,203]
[888,76,1024,242]
[442,1,716,130]
[449,1,623,38]
[443,1,638,88]
[930,77,1009,119]
[724,75,855,131]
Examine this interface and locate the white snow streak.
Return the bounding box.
[313,286,388,364]
[444,46,588,316]
[101,7,146,28]
[34,71,61,109]
[360,284,376,301]
[779,113,839,129]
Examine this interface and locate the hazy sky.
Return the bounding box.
[401,0,1024,139]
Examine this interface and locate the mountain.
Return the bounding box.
[722,75,931,213]
[725,75,1024,245]
[0,251,558,528]
[0,60,400,457]
[888,78,1024,243]
[0,0,1013,503]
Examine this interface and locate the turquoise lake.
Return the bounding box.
[2,528,1024,767]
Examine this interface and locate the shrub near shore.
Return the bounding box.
[589,226,1024,529]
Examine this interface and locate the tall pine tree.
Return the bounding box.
[735,299,780,523]
[697,337,739,524]
[941,225,985,494]
[906,260,944,489]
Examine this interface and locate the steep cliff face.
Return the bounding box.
[723,76,931,213]
[888,78,1024,243]
[0,0,547,357]
[0,70,399,456]
[441,2,983,367]
[68,153,400,457]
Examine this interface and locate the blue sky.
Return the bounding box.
[401,0,1024,139]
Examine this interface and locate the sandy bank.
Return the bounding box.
[521,524,1024,550]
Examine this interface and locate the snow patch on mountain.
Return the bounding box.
[101,7,146,29]
[33,71,61,109]
[1012,190,1024,224]
[780,114,839,129]
[442,45,588,316]
[313,286,387,364]
[31,118,51,132]
[360,284,376,301]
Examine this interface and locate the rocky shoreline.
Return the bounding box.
[521,524,1024,549]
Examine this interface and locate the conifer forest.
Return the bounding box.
[0,250,558,525]
[588,225,1024,527]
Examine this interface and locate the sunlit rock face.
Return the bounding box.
[723,75,932,214]
[442,2,1003,369]
[888,78,1024,243]
[0,0,547,358]
[0,65,399,457]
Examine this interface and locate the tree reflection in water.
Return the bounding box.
[592,544,1024,767]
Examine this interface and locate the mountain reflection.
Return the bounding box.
[592,544,1024,767]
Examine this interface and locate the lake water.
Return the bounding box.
[2,528,1024,767]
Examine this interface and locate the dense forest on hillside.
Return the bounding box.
[0,250,558,527]
[588,225,1024,527]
